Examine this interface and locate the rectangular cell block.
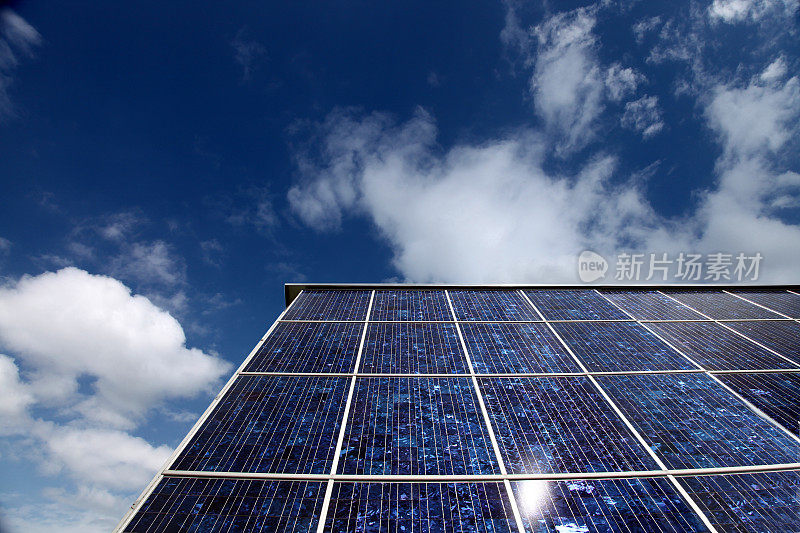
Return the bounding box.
[360,322,467,374]
[600,289,705,320]
[338,377,499,475]
[730,289,800,318]
[717,372,800,436]
[448,290,540,321]
[552,321,696,372]
[124,477,325,532]
[679,470,800,532]
[726,320,800,364]
[171,376,350,474]
[597,373,800,469]
[525,289,630,320]
[664,289,782,319]
[283,290,371,321]
[370,289,452,321]
[646,321,799,371]
[461,322,582,374]
[479,377,659,474]
[325,482,518,533]
[244,321,362,373]
[512,477,707,533]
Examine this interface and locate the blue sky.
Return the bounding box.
[0,0,798,530]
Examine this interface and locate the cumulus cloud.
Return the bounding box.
[621,96,665,138]
[605,64,644,102]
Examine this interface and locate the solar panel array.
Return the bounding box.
[119,287,800,532]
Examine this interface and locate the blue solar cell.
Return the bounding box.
[338,377,499,475]
[171,376,350,474]
[370,290,452,321]
[125,477,325,532]
[325,482,518,532]
[600,289,705,320]
[525,289,630,320]
[597,373,800,469]
[512,477,706,533]
[679,471,800,532]
[726,320,800,364]
[646,321,799,371]
[730,289,800,318]
[664,290,782,319]
[283,290,371,321]
[244,322,362,373]
[551,321,696,372]
[449,290,540,321]
[461,322,582,374]
[717,372,800,436]
[360,323,467,374]
[479,377,659,474]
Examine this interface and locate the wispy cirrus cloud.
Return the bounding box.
[0,8,41,120]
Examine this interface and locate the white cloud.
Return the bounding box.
[0,9,41,120]
[0,354,33,427]
[530,8,605,153]
[232,28,267,81]
[632,16,662,43]
[0,236,10,253]
[605,64,644,102]
[621,96,665,138]
[760,56,788,83]
[0,267,230,428]
[110,240,186,288]
[708,0,799,23]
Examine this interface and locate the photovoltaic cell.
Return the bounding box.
[716,372,800,436]
[597,373,800,469]
[370,290,452,321]
[360,323,467,374]
[679,470,800,532]
[171,376,349,474]
[525,289,630,320]
[551,321,696,372]
[512,477,706,533]
[646,321,799,371]
[338,377,499,475]
[664,289,782,319]
[600,289,705,320]
[479,377,659,474]
[283,290,371,321]
[729,289,800,318]
[448,290,540,321]
[124,477,325,532]
[460,322,582,374]
[726,320,800,364]
[244,322,362,373]
[325,482,518,533]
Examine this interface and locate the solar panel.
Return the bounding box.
[448,290,540,321]
[725,320,800,364]
[338,377,499,475]
[370,289,452,321]
[679,470,800,532]
[171,376,350,474]
[124,477,325,532]
[360,322,467,374]
[551,321,697,372]
[479,377,659,473]
[283,290,371,321]
[600,289,705,320]
[460,322,583,374]
[512,477,707,532]
[325,482,518,532]
[646,321,799,371]
[664,289,783,319]
[597,373,800,469]
[525,289,630,320]
[729,289,800,318]
[716,372,800,436]
[244,321,363,373]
